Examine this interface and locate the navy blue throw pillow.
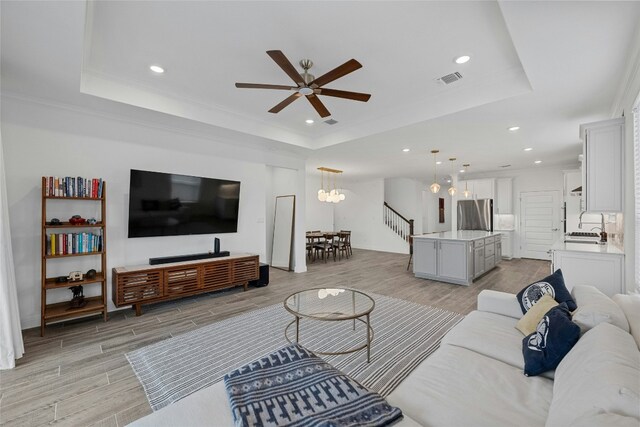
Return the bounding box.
[516,269,576,314]
[522,303,581,377]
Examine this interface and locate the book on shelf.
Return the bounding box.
[46,231,102,256]
[43,176,103,198]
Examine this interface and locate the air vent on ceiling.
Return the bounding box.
[500,164,512,168]
[437,72,463,85]
[324,119,338,125]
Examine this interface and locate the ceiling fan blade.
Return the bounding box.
[236,83,297,90]
[268,93,301,114]
[317,88,371,102]
[266,50,304,87]
[306,94,331,118]
[310,59,362,88]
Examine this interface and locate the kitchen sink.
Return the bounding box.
[564,239,604,245]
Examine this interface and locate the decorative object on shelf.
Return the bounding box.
[55,276,68,283]
[462,164,471,198]
[317,167,345,204]
[69,215,86,225]
[67,271,84,282]
[48,218,61,225]
[448,158,457,196]
[86,269,97,279]
[68,285,87,309]
[430,150,441,194]
[87,217,98,225]
[235,50,371,118]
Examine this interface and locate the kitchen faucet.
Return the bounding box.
[578,211,607,242]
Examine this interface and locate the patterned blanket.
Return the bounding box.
[224,344,403,427]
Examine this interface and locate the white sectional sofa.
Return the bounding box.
[131,287,640,426]
[387,288,640,427]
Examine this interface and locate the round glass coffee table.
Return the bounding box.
[284,288,375,362]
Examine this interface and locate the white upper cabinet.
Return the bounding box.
[496,178,513,214]
[474,179,495,200]
[580,118,624,213]
[460,179,495,201]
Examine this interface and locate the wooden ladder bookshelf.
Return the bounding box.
[40,177,108,336]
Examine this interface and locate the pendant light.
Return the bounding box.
[448,157,457,196]
[429,150,441,193]
[317,167,345,203]
[318,169,328,201]
[462,164,471,198]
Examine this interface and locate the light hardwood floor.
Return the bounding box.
[0,249,550,427]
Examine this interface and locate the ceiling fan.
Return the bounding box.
[235,50,371,118]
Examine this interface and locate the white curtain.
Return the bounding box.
[0,129,24,369]
[634,99,640,293]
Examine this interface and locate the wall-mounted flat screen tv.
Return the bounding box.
[128,169,240,238]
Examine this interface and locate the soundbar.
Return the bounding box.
[149,251,230,265]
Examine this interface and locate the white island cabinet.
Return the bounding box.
[413,231,502,286]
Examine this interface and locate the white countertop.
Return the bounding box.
[551,240,624,255]
[413,230,502,241]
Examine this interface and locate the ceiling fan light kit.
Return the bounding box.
[317,167,345,203]
[235,50,371,118]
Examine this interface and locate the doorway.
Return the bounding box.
[520,191,561,260]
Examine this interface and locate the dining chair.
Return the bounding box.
[314,233,336,263]
[335,232,350,260]
[340,230,352,256]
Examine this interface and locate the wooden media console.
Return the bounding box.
[112,253,259,315]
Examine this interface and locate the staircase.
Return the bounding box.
[383,202,414,242]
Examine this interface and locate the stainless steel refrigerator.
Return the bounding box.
[457,199,493,231]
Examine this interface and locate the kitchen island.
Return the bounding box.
[413,231,502,285]
[551,240,624,296]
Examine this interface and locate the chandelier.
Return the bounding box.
[317,167,345,203]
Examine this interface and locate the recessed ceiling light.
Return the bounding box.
[508,126,520,132]
[149,65,165,74]
[524,147,533,151]
[305,119,314,124]
[402,148,410,152]
[459,169,465,173]
[455,55,470,64]
[534,160,542,164]
[436,161,442,165]
[447,179,452,183]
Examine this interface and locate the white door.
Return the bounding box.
[520,191,561,260]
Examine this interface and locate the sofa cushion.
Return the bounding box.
[387,344,553,427]
[517,269,576,313]
[612,294,640,349]
[516,294,558,336]
[546,323,640,427]
[571,285,629,334]
[442,310,556,379]
[522,303,580,377]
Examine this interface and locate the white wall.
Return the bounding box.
[305,173,334,232]
[334,178,410,254]
[2,97,306,329]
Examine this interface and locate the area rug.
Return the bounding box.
[126,292,463,411]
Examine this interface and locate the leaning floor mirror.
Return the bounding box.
[271,195,295,271]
